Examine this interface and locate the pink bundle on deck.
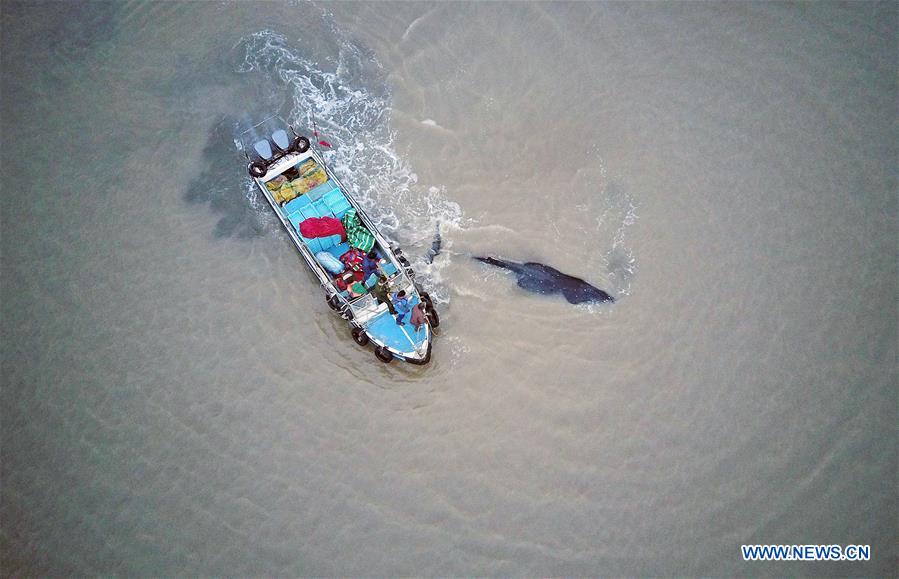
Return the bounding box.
[299,216,346,240]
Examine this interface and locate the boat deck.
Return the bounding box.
[366,303,428,352]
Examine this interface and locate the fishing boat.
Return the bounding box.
[237,118,438,364]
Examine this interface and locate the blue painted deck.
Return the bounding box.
[366,304,428,353]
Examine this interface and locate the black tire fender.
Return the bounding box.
[291,136,310,153]
[426,309,440,329]
[249,162,267,178]
[352,327,369,346]
[374,346,393,363]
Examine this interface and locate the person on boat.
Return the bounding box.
[347,281,367,298]
[335,273,366,298]
[392,290,411,325]
[334,268,364,293]
[362,250,381,281]
[334,274,350,292]
[409,302,427,331]
[371,275,396,315]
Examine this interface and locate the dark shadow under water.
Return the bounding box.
[184,117,271,240]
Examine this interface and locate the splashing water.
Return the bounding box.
[231,28,636,309]
[599,180,639,299]
[234,29,466,302]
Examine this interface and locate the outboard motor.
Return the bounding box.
[240,117,311,178]
[271,129,290,153]
[253,138,274,161]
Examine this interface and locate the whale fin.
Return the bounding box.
[561,285,615,304]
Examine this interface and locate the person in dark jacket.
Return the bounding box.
[362,250,381,281]
[371,276,396,314]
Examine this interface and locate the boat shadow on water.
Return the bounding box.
[184,116,275,240]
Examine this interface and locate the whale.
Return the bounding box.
[474,256,615,304]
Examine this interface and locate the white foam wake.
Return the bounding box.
[234,29,466,304]
[233,28,637,313]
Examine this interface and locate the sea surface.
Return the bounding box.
[1,1,895,576]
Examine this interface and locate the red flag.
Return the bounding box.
[313,123,331,147]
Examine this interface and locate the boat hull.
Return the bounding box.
[248,146,433,365]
